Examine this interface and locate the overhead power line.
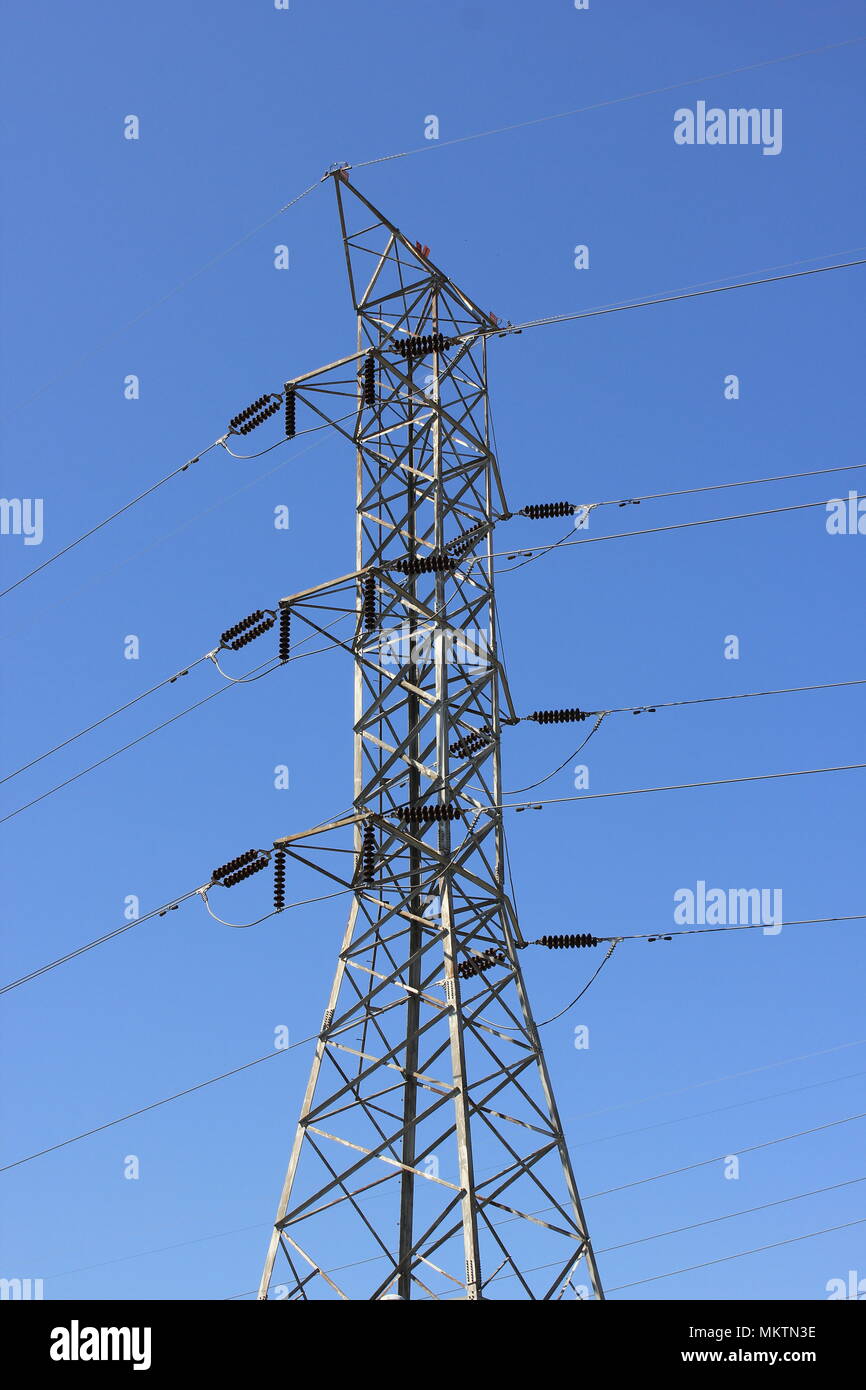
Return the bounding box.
[507,678,866,793]
[10,34,863,423]
[0,890,207,996]
[585,1111,866,1202]
[573,1069,866,1153]
[0,413,336,603]
[496,459,866,574]
[491,494,866,567]
[0,442,220,600]
[353,36,866,167]
[8,183,322,419]
[3,999,862,1178]
[501,761,866,812]
[605,913,866,944]
[0,607,350,787]
[0,657,209,785]
[536,940,619,1025]
[0,880,349,998]
[52,1168,866,1294]
[504,258,866,336]
[0,1048,294,1174]
[0,618,353,825]
[575,1038,866,1124]
[427,1210,866,1300]
[607,1217,866,1293]
[0,657,277,827]
[596,676,866,717]
[591,458,866,509]
[45,1158,866,1289]
[5,266,863,606]
[525,916,866,1023]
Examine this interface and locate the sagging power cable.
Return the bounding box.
[501,678,866,795]
[487,494,866,570]
[0,611,349,825]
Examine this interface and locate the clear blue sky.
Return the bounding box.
[1,0,864,1301]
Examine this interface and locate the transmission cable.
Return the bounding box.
[0,430,335,645]
[2,612,351,785]
[573,1068,866,1153]
[604,913,866,944]
[598,676,866,717]
[199,886,349,931]
[594,457,866,509]
[0,412,333,604]
[497,460,866,573]
[353,37,866,168]
[500,678,866,796]
[607,1217,866,1293]
[585,1111,866,1203]
[0,658,276,826]
[0,888,206,996]
[0,441,221,600]
[0,614,353,823]
[0,656,210,785]
[512,915,865,1025]
[0,1004,410,1174]
[219,412,355,460]
[600,1175,866,1258]
[497,760,866,813]
[441,1210,866,1300]
[502,257,866,338]
[8,182,321,419]
[0,872,352,996]
[503,713,607,796]
[536,939,619,1026]
[49,1160,866,1291]
[0,1048,301,1174]
[11,38,862,422]
[489,494,865,568]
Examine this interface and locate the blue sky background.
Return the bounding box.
[1,0,864,1301]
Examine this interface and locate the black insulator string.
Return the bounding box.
[219,411,355,459]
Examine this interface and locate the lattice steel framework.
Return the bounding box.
[258,172,603,1301]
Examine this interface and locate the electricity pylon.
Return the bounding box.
[258,171,603,1301]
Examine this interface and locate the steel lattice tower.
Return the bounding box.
[258,172,603,1301]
